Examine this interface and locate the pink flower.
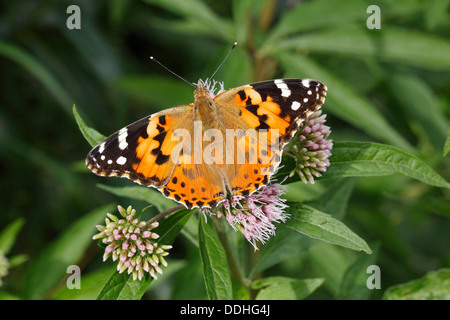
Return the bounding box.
[289,110,333,184]
[220,183,289,250]
[93,205,172,281]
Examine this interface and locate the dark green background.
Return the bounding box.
[0,0,448,299]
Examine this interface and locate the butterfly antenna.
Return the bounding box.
[150,56,196,88]
[209,42,238,80]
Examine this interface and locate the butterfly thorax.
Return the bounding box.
[193,81,221,130]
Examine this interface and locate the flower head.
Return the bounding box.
[218,183,289,250]
[289,110,333,184]
[93,205,172,280]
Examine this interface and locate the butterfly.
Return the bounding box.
[86,78,327,209]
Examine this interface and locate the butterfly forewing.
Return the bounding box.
[86,106,192,186]
[214,78,327,197]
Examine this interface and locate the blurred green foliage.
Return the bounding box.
[0,0,449,300]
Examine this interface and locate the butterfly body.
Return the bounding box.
[86,78,327,209]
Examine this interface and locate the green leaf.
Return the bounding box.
[23,204,114,300]
[96,184,174,212]
[306,178,356,220]
[252,276,324,300]
[7,254,28,268]
[0,41,74,115]
[232,0,260,44]
[425,0,450,31]
[0,134,84,199]
[0,291,20,300]
[273,26,450,71]
[97,209,191,300]
[338,243,380,300]
[444,129,450,157]
[249,228,311,279]
[0,218,25,255]
[323,142,450,188]
[307,242,354,294]
[51,266,116,300]
[265,0,423,46]
[265,0,368,44]
[143,0,233,41]
[113,75,194,108]
[383,269,450,300]
[97,271,153,300]
[154,209,193,245]
[276,53,414,152]
[285,203,372,254]
[389,75,448,150]
[73,105,106,147]
[96,259,188,300]
[198,216,233,300]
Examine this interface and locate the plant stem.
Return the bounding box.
[147,204,185,224]
[212,216,251,293]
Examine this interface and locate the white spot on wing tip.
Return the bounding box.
[118,128,128,150]
[281,89,291,97]
[99,142,105,154]
[274,79,291,97]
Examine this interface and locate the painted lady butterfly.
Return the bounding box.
[86,78,327,209]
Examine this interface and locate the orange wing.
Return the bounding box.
[86,105,227,209]
[214,79,327,196]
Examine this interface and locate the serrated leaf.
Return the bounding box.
[97,184,174,212]
[383,269,450,300]
[285,203,372,254]
[96,209,191,300]
[323,142,450,188]
[73,105,106,147]
[252,276,324,300]
[0,218,25,255]
[198,216,233,300]
[23,204,114,300]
